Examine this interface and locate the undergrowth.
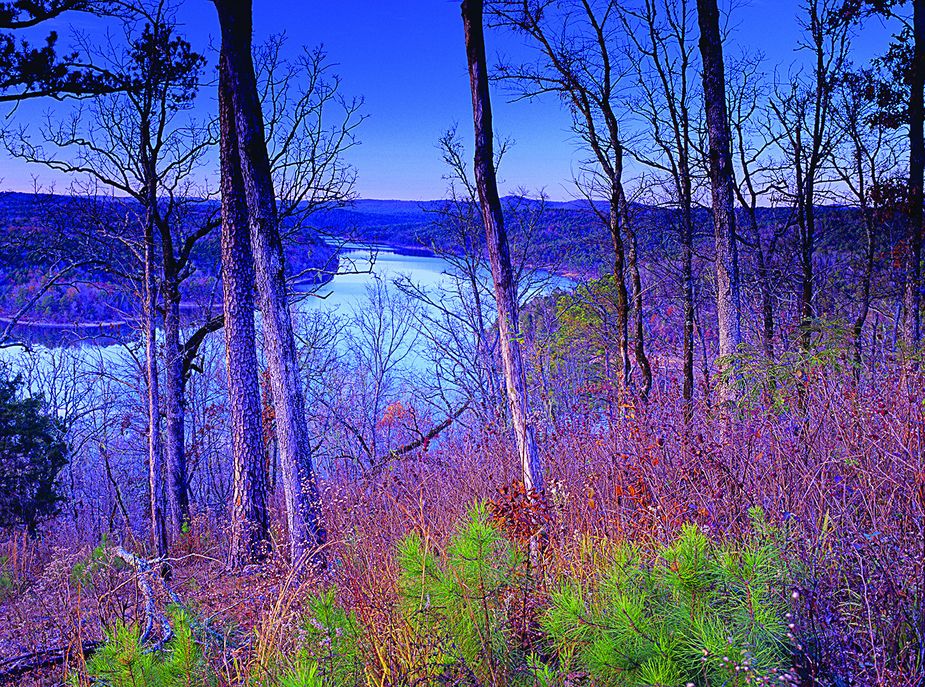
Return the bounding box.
[79,506,794,687]
[77,607,211,687]
[542,509,794,686]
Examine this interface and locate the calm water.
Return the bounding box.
[1,245,568,374]
[298,244,452,311]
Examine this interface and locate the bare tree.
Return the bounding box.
[256,38,365,245]
[832,69,903,369]
[494,0,652,399]
[727,50,786,360]
[461,0,544,493]
[214,0,326,570]
[770,0,852,352]
[622,0,701,414]
[219,36,361,567]
[5,2,210,550]
[396,129,557,429]
[907,0,925,347]
[219,50,270,566]
[696,0,743,391]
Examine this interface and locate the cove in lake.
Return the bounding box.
[2,243,570,359]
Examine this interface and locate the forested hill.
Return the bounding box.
[0,192,336,328]
[309,197,612,270]
[0,192,867,328]
[309,197,861,275]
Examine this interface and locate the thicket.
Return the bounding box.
[79,505,796,687]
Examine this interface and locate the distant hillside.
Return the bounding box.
[0,192,868,333]
[309,196,614,271]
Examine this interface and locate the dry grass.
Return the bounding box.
[1,364,922,686]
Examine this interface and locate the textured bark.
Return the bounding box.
[854,206,875,371]
[462,0,544,493]
[798,149,816,353]
[139,97,169,558]
[619,190,652,399]
[143,207,168,559]
[215,0,326,570]
[676,115,696,417]
[609,189,631,388]
[681,204,695,420]
[906,0,925,349]
[696,0,743,377]
[160,263,189,535]
[220,53,271,567]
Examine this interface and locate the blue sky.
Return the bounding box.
[0,0,901,201]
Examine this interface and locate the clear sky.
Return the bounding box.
[0,0,901,201]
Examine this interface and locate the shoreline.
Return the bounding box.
[1,238,587,343]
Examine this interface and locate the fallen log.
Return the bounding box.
[0,640,101,684]
[0,547,231,683]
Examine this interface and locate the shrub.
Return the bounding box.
[80,607,212,687]
[396,503,530,686]
[0,554,13,600]
[295,588,364,686]
[0,373,68,534]
[541,510,795,686]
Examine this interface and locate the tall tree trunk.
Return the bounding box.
[680,143,696,419]
[697,0,743,386]
[800,186,816,352]
[609,187,631,391]
[619,189,652,399]
[219,52,271,567]
[793,126,814,353]
[755,234,776,360]
[462,0,544,493]
[161,271,190,535]
[854,206,875,374]
[682,212,695,420]
[215,0,326,571]
[906,0,925,349]
[143,209,168,559]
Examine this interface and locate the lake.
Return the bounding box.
[298,244,453,311]
[1,243,570,376]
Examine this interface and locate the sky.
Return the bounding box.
[0,0,902,201]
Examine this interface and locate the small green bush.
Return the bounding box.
[294,588,364,686]
[397,503,529,686]
[0,555,14,601]
[541,509,793,686]
[81,607,212,687]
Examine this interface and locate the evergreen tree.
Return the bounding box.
[0,373,68,534]
[0,0,120,102]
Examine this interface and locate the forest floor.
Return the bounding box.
[1,364,923,686]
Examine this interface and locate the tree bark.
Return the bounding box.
[462,0,544,493]
[696,0,743,382]
[143,207,168,559]
[854,205,875,372]
[220,51,271,567]
[619,189,652,399]
[799,169,816,353]
[906,0,925,349]
[682,206,695,421]
[609,186,632,390]
[215,0,326,571]
[160,258,190,535]
[680,126,696,419]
